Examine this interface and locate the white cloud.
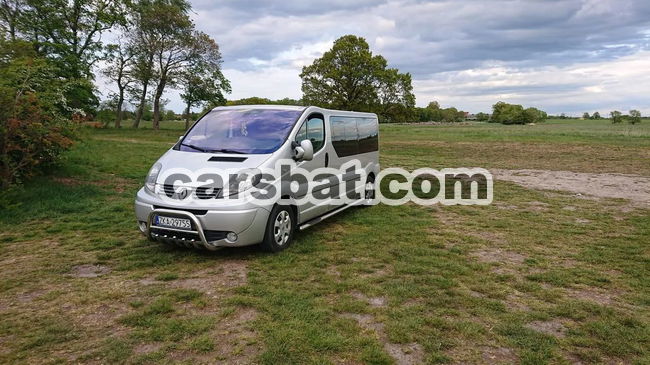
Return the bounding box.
[413,50,650,115]
[223,66,302,100]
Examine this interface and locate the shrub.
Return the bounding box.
[491,101,546,124]
[0,39,77,188]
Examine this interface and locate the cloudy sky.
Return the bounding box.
[102,0,650,115]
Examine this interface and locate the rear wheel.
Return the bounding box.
[363,176,376,206]
[261,205,295,252]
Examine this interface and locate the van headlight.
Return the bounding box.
[145,162,162,193]
[227,168,262,195]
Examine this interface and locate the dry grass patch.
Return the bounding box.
[492,169,650,206]
[171,260,248,292]
[350,290,387,308]
[525,319,570,338]
[565,285,620,307]
[70,264,111,278]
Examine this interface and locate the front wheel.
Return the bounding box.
[260,205,295,252]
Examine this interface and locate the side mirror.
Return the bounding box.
[293,139,314,161]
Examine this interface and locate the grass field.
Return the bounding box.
[0,119,649,364]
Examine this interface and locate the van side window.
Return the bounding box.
[331,117,358,157]
[295,114,325,152]
[331,116,377,157]
[357,117,379,153]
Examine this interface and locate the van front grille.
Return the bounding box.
[160,185,222,200]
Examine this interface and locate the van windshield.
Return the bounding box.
[179,108,303,154]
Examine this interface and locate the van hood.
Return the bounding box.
[155,149,273,184]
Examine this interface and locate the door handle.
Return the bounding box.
[324,152,329,167]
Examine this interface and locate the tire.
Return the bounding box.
[260,205,295,252]
[362,175,376,207]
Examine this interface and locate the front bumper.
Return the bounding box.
[134,189,270,250]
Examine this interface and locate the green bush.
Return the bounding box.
[414,101,466,123]
[491,101,546,124]
[0,39,77,188]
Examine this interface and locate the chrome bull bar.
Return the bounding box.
[146,208,220,251]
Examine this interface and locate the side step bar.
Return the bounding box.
[298,199,365,230]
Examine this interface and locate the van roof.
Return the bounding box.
[212,104,306,111]
[211,105,377,117]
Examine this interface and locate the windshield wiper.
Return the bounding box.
[181,143,209,152]
[207,148,245,154]
[181,143,245,154]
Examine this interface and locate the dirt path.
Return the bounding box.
[492,169,650,205]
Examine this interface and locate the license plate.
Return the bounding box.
[154,216,191,230]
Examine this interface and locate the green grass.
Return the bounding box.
[0,119,648,363]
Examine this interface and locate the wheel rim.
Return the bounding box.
[273,210,291,245]
[364,181,375,203]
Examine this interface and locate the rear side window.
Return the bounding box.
[357,117,379,153]
[330,116,378,157]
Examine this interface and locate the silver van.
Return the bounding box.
[134,105,379,252]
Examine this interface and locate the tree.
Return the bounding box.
[440,107,464,123]
[582,112,590,119]
[138,101,153,121]
[21,0,126,72]
[179,31,230,129]
[225,97,303,107]
[0,0,24,41]
[376,68,415,123]
[610,110,623,123]
[492,102,524,124]
[629,110,641,124]
[145,0,194,130]
[415,101,468,123]
[301,35,382,111]
[19,0,128,113]
[300,35,415,122]
[423,101,443,122]
[129,0,158,128]
[523,107,547,124]
[592,111,601,119]
[102,37,134,128]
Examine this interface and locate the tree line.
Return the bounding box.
[583,110,643,124]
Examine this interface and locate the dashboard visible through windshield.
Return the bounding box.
[179,108,304,154]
